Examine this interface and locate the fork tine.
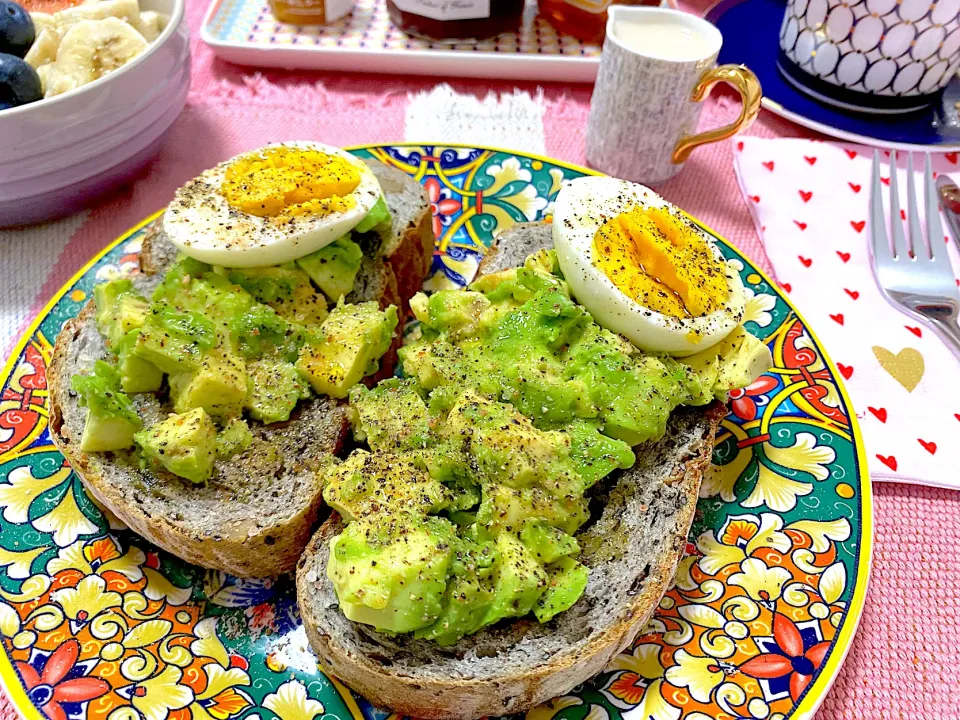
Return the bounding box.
[870,151,891,261]
[888,152,910,259]
[906,153,925,258]
[925,153,950,268]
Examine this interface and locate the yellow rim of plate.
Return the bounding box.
[0,145,872,720]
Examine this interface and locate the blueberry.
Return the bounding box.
[0,1,33,58]
[0,0,33,58]
[0,53,42,110]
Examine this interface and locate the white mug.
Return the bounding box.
[586,7,761,185]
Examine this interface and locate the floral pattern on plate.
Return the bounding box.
[0,145,871,720]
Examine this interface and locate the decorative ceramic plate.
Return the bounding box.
[708,0,960,151]
[200,0,607,82]
[0,145,871,720]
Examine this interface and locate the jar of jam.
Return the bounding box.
[387,0,524,41]
[270,0,354,24]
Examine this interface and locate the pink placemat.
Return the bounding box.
[2,0,959,717]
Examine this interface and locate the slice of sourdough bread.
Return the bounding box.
[295,221,725,719]
[48,160,432,578]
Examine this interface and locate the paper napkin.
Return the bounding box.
[734,137,960,488]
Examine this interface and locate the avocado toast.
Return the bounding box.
[48,157,434,578]
[295,214,767,719]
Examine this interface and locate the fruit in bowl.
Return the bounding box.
[0,0,168,110]
[0,53,41,109]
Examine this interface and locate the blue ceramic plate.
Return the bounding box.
[707,0,960,150]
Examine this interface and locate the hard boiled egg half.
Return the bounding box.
[553,177,746,356]
[164,142,383,268]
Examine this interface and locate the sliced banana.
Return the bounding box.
[29,12,55,35]
[54,0,143,31]
[44,17,148,97]
[134,10,167,42]
[35,63,55,95]
[24,28,62,69]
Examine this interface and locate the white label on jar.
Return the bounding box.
[391,0,490,21]
[325,0,354,22]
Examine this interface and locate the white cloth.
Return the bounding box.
[735,137,960,488]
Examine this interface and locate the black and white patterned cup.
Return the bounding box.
[779,0,960,113]
[586,7,761,185]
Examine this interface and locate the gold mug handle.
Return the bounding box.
[671,64,763,165]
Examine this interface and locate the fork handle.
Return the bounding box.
[928,316,960,363]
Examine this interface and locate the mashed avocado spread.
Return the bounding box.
[326,250,769,644]
[70,197,397,484]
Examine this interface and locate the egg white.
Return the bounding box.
[163,142,383,268]
[553,177,746,356]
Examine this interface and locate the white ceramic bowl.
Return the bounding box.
[0,0,189,228]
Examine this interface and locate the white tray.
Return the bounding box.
[201,0,606,82]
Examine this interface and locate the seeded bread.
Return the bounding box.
[295,221,725,719]
[48,159,433,578]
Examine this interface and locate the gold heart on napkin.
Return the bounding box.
[872,346,925,392]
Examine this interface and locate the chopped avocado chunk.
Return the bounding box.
[168,344,246,419]
[323,450,452,522]
[297,236,364,302]
[216,418,253,459]
[245,357,308,424]
[94,279,150,348]
[135,408,217,483]
[681,325,773,403]
[328,514,455,633]
[71,360,141,452]
[230,304,306,362]
[132,303,216,374]
[349,378,430,451]
[353,195,391,234]
[534,556,589,622]
[520,519,579,564]
[415,537,497,645]
[114,331,164,394]
[483,533,547,625]
[296,301,398,399]
[226,266,307,305]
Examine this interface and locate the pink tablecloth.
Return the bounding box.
[2,0,960,717]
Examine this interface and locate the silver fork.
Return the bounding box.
[869,151,960,362]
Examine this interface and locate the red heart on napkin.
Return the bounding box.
[781,282,792,292]
[794,221,808,230]
[751,195,760,203]
[906,326,922,337]
[837,251,851,263]
[845,289,859,299]
[850,220,865,233]
[877,454,898,471]
[868,406,887,422]
[918,439,937,454]
[798,255,812,267]
[763,161,775,171]
[947,152,958,164]
[846,150,857,159]
[881,177,890,186]
[799,190,813,202]
[830,313,845,325]
[837,363,853,379]
[849,183,861,193]
[737,141,744,151]
[804,156,817,165]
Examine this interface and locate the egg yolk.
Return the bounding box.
[592,206,728,318]
[221,148,360,220]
